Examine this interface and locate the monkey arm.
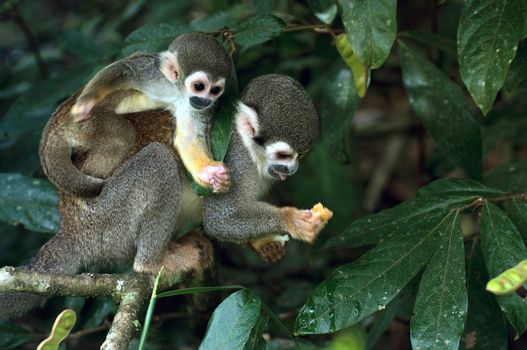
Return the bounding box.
[71,54,160,121]
[174,114,229,193]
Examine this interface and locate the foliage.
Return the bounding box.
[1,0,527,349]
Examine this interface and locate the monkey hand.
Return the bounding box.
[282,203,333,243]
[196,162,231,193]
[71,96,97,122]
[250,235,289,263]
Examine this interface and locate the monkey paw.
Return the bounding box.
[283,205,333,243]
[250,236,288,263]
[197,163,230,193]
[71,98,96,122]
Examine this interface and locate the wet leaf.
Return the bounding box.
[320,61,360,164]
[0,173,59,233]
[457,0,527,114]
[505,39,527,91]
[505,199,527,241]
[199,289,262,350]
[295,213,454,335]
[335,34,369,97]
[461,242,507,350]
[410,212,467,350]
[307,0,338,24]
[399,41,482,179]
[122,24,192,55]
[484,160,527,193]
[480,202,527,336]
[0,320,34,349]
[339,0,397,69]
[234,15,285,48]
[323,178,489,250]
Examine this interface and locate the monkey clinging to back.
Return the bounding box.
[40,33,234,198]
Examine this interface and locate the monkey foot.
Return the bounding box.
[197,164,230,193]
[250,236,288,263]
[133,232,213,277]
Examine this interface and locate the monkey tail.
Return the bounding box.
[0,232,83,319]
[39,120,104,197]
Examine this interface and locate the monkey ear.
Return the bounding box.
[160,51,180,83]
[236,102,259,138]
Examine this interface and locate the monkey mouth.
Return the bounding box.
[268,167,289,181]
[189,97,212,110]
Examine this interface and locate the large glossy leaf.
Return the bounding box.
[323,178,490,249]
[320,61,360,164]
[505,39,527,91]
[0,320,34,349]
[234,15,285,48]
[307,0,337,24]
[199,290,262,350]
[399,41,482,179]
[0,174,59,233]
[480,202,527,336]
[410,211,467,350]
[460,243,507,350]
[122,24,192,55]
[339,0,397,69]
[484,161,527,193]
[243,314,268,350]
[294,213,454,335]
[505,199,527,240]
[457,0,527,114]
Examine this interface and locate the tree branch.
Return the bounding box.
[0,266,182,350]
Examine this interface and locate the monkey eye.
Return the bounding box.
[276,152,293,160]
[210,86,222,95]
[194,82,205,91]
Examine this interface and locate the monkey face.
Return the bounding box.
[184,71,226,111]
[263,141,299,181]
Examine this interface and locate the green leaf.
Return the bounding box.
[307,0,338,24]
[295,213,454,335]
[480,202,527,336]
[191,12,235,32]
[410,211,467,350]
[0,174,59,233]
[138,267,164,350]
[366,297,400,349]
[505,199,527,240]
[399,40,483,179]
[234,15,285,48]
[156,285,244,299]
[339,0,397,69]
[457,0,527,114]
[323,178,486,250]
[0,320,34,349]
[484,160,527,193]
[199,289,262,350]
[37,309,77,350]
[486,259,527,296]
[320,60,360,163]
[505,39,527,91]
[461,242,507,350]
[253,0,276,14]
[399,31,457,57]
[243,314,268,350]
[122,24,192,55]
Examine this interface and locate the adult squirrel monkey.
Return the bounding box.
[40,33,234,196]
[0,75,331,319]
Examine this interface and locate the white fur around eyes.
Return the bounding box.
[266,141,296,159]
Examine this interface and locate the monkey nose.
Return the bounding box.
[189,97,212,110]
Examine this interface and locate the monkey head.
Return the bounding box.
[236,74,319,181]
[160,33,232,111]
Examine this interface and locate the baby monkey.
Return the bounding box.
[41,33,233,197]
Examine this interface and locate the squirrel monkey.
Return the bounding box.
[40,33,233,197]
[0,75,330,319]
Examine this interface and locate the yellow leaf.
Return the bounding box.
[486,259,527,296]
[37,309,77,350]
[335,34,369,97]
